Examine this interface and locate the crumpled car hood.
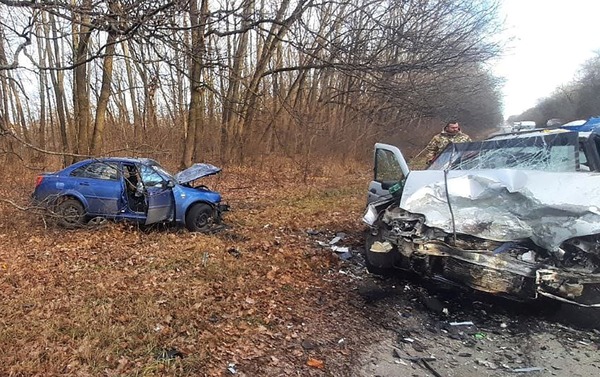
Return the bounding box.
[400,169,600,251]
[175,163,221,184]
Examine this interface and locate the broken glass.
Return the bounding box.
[429,131,582,172]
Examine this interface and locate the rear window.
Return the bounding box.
[71,162,119,180]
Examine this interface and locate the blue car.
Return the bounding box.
[32,157,228,231]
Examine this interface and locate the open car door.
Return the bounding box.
[135,163,176,225]
[368,143,410,204]
[145,185,175,225]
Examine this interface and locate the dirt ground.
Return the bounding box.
[299,222,600,377]
[1,162,599,376]
[347,263,600,377]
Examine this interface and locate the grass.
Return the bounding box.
[0,158,380,376]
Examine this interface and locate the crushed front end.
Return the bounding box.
[364,197,600,308]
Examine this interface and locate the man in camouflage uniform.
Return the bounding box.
[424,120,471,165]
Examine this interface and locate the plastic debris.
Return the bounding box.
[227,362,237,374]
[317,236,352,259]
[331,245,349,253]
[450,321,474,326]
[512,367,544,373]
[329,236,342,245]
[520,251,536,263]
[473,332,486,339]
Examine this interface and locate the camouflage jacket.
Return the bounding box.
[424,131,471,163]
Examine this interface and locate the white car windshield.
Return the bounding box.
[429,131,583,172]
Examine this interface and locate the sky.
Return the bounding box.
[493,0,600,119]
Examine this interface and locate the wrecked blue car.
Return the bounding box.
[32,158,228,231]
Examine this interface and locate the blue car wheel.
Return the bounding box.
[185,203,213,232]
[56,198,85,228]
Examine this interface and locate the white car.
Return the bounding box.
[364,127,600,307]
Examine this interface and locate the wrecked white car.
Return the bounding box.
[364,128,600,307]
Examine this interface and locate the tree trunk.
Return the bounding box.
[220,0,253,163]
[72,0,93,160]
[181,0,209,168]
[91,30,117,155]
[123,40,141,140]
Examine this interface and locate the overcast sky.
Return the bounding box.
[493,0,600,120]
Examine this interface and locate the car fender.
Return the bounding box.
[184,200,216,218]
[53,190,90,212]
[172,185,221,223]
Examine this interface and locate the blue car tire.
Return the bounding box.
[56,198,85,228]
[185,203,213,232]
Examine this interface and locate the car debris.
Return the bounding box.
[364,127,600,307]
[449,321,474,326]
[315,233,353,259]
[155,347,184,361]
[227,362,237,374]
[511,366,544,373]
[329,235,343,245]
[392,348,443,377]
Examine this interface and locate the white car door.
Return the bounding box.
[367,143,411,204]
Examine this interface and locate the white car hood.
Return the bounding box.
[400,169,600,251]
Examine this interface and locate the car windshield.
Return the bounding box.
[148,162,175,180]
[428,131,583,172]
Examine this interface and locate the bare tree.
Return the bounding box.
[181,0,209,168]
[0,0,505,166]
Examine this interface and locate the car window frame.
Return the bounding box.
[70,161,119,180]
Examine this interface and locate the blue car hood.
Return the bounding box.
[175,163,221,184]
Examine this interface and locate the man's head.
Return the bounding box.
[444,121,460,135]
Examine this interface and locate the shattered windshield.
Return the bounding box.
[429,131,583,172]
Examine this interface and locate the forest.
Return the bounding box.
[0,0,505,169]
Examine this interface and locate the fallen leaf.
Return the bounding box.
[306,357,324,369]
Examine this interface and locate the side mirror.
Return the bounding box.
[165,180,176,188]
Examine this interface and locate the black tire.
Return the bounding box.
[185,203,213,232]
[364,229,396,277]
[56,198,85,228]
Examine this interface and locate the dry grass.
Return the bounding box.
[0,157,381,376]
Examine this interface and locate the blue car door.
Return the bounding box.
[138,164,175,225]
[70,161,121,215]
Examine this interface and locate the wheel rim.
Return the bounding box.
[194,212,210,229]
[61,203,82,225]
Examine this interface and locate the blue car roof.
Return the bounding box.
[560,117,600,132]
[78,157,157,165]
[60,157,159,172]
